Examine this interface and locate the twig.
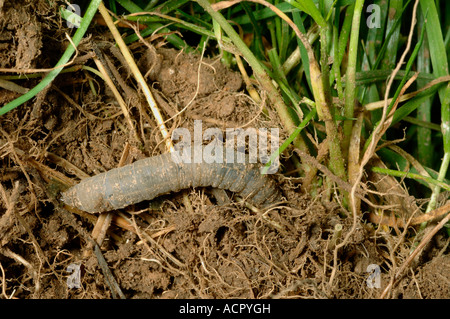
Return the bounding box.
[234,54,261,103]
[0,261,8,298]
[44,151,90,180]
[0,180,20,221]
[364,75,450,111]
[131,216,185,269]
[0,78,29,94]
[53,199,126,299]
[147,225,176,239]
[91,213,113,246]
[93,56,140,144]
[1,248,40,297]
[92,241,126,299]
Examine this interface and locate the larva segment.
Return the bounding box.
[61,152,281,213]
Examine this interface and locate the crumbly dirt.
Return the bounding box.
[0,0,448,299]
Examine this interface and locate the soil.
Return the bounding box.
[0,0,448,299]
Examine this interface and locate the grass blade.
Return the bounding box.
[262,107,317,174]
[342,0,365,159]
[0,0,102,116]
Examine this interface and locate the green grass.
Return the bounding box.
[0,0,102,116]
[1,0,449,220]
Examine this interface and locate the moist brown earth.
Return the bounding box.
[0,0,448,299]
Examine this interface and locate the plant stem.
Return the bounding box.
[316,21,347,181]
[342,0,365,160]
[417,151,450,240]
[370,165,450,192]
[425,152,450,209]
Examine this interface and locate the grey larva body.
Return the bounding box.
[61,152,281,213]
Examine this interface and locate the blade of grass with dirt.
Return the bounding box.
[287,1,347,182]
[286,0,327,94]
[331,3,343,101]
[0,0,102,116]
